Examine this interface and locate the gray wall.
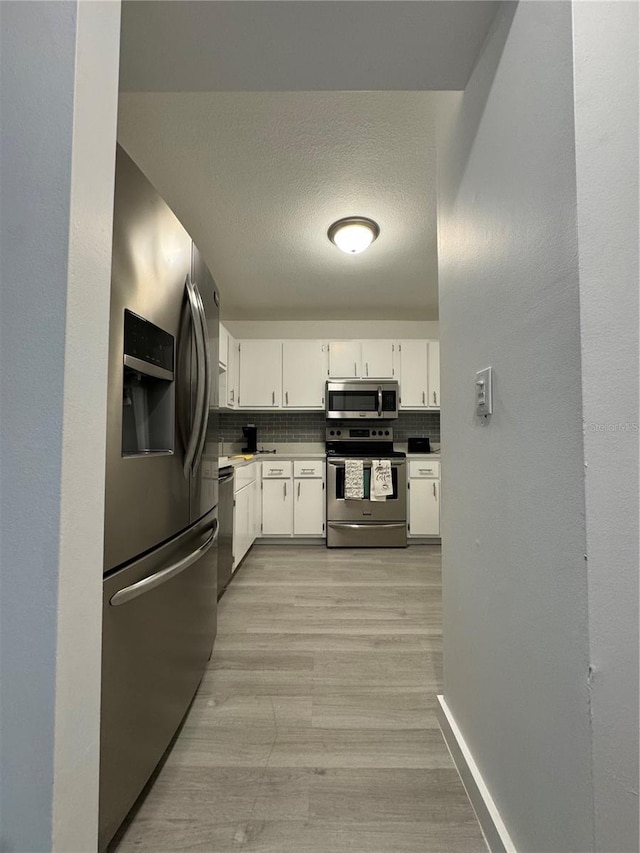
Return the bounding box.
[572,3,639,850]
[0,4,77,848]
[436,3,593,850]
[0,2,120,850]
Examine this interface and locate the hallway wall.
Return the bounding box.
[436,3,593,850]
[0,2,121,850]
[572,3,639,849]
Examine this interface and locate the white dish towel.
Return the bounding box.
[344,459,364,500]
[371,459,393,501]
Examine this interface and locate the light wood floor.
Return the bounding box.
[113,545,487,852]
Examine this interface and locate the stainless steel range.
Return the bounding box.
[325,427,407,548]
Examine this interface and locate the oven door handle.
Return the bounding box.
[377,385,383,417]
[327,522,406,530]
[327,459,405,467]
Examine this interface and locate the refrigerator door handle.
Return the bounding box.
[110,520,218,607]
[183,278,206,477]
[192,283,211,473]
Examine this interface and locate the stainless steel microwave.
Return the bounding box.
[325,381,399,420]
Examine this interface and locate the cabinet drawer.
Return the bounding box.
[409,460,440,479]
[262,460,293,479]
[293,460,324,479]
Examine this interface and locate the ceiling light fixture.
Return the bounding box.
[328,216,380,255]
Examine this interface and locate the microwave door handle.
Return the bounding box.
[378,386,383,417]
[183,278,205,477]
[192,282,211,473]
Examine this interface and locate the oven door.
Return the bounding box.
[326,457,407,522]
[325,382,398,419]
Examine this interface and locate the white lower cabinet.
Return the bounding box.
[261,460,325,537]
[408,459,440,537]
[233,462,258,568]
[293,461,325,535]
[262,477,294,535]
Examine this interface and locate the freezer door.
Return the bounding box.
[99,508,218,851]
[104,147,194,572]
[190,242,219,523]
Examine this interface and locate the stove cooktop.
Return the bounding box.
[324,425,406,459]
[326,446,406,458]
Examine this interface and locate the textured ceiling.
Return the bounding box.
[118,92,439,320]
[117,2,499,320]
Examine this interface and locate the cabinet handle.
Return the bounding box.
[354,362,357,376]
[231,389,234,402]
[366,362,369,376]
[433,483,437,498]
[433,391,437,405]
[297,482,301,498]
[286,391,289,405]
[272,390,275,405]
[422,391,425,405]
[284,481,287,498]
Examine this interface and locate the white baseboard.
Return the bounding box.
[437,695,517,853]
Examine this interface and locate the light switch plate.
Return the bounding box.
[475,367,493,417]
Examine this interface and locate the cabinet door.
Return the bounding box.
[427,340,440,408]
[328,341,361,378]
[361,340,396,379]
[232,483,250,568]
[253,477,261,539]
[262,478,293,535]
[398,340,428,408]
[226,335,239,408]
[409,478,440,536]
[283,341,327,408]
[219,324,229,368]
[294,478,324,535]
[238,340,282,408]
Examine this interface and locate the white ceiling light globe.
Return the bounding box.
[328,217,380,255]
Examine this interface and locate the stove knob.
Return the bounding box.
[385,430,390,436]
[329,430,335,436]
[337,430,342,436]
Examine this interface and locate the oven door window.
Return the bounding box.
[335,465,398,500]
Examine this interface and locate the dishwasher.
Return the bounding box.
[217,467,234,597]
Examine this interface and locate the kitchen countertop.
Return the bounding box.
[220,451,441,469]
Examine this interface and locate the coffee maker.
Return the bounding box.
[242,424,258,454]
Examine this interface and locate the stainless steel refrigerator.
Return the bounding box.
[99,146,220,850]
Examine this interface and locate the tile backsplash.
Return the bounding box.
[217,411,440,444]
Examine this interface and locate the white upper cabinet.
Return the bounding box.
[282,341,328,409]
[361,340,396,379]
[328,341,361,378]
[238,340,282,408]
[219,327,238,409]
[226,333,239,408]
[398,340,440,409]
[398,340,428,408]
[219,323,230,368]
[427,340,440,408]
